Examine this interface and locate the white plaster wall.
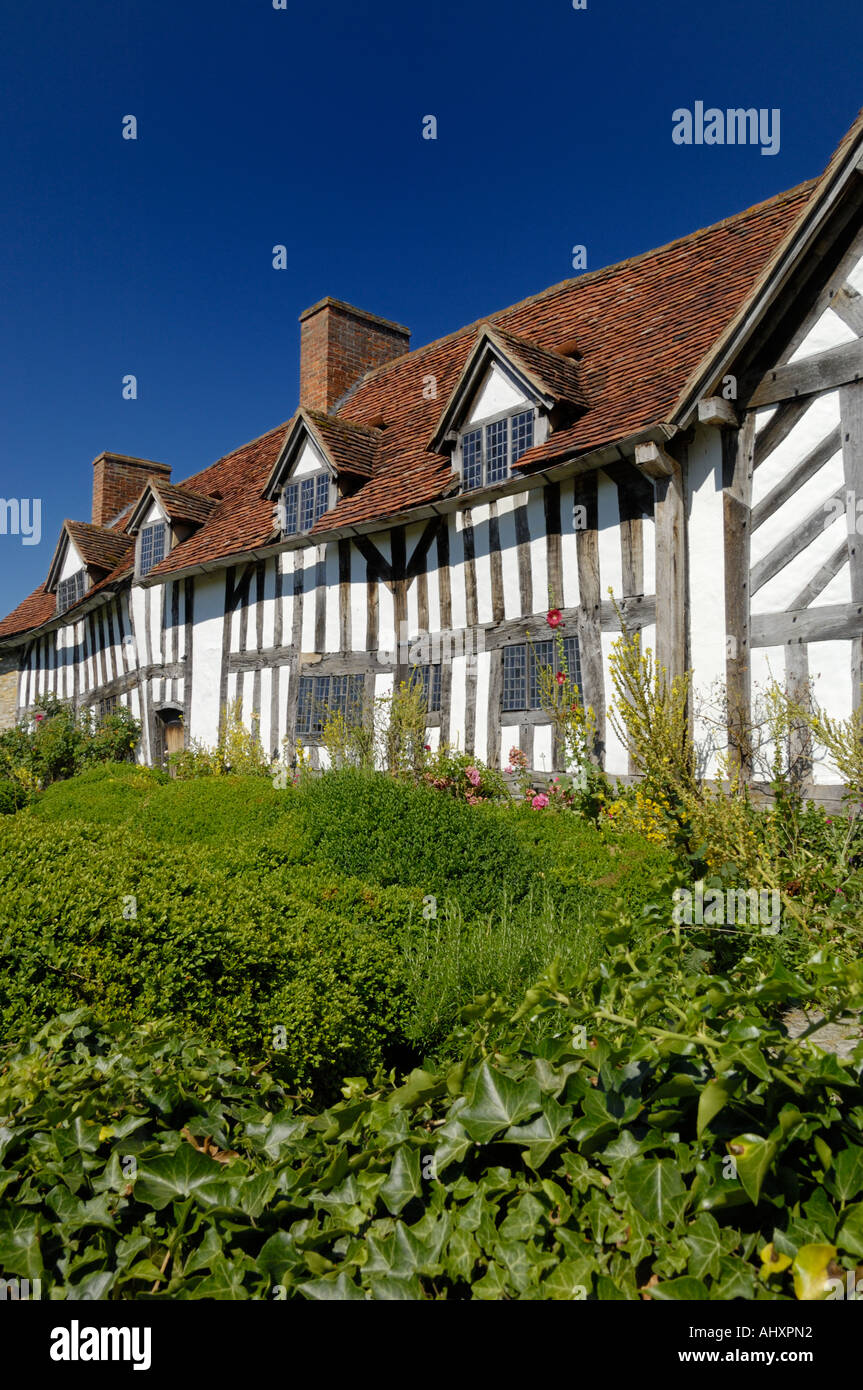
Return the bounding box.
[527,491,548,615]
[808,640,852,781]
[190,573,225,746]
[788,308,856,362]
[601,630,629,776]
[495,493,523,620]
[597,471,623,602]
[533,724,553,773]
[560,478,581,609]
[466,364,528,423]
[59,538,86,582]
[292,438,327,479]
[687,426,727,778]
[754,512,847,613]
[751,393,840,506]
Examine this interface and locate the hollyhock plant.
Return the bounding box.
[546,608,562,629]
[556,671,566,686]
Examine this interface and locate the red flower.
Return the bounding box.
[555,671,565,686]
[423,744,431,752]
[546,609,562,629]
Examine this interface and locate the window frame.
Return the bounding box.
[56,568,88,615]
[138,521,168,578]
[295,671,365,737]
[501,636,582,715]
[458,405,536,493]
[280,471,333,538]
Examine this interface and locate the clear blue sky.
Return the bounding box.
[1,0,860,612]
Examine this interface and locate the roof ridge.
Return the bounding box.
[336,178,818,401]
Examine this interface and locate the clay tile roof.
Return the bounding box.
[0,584,56,638]
[482,325,589,410]
[304,409,380,477]
[2,142,846,637]
[65,521,134,573]
[150,482,220,527]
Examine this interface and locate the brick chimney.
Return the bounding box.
[92,453,171,527]
[299,298,410,413]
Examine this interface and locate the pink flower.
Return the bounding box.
[466,766,481,787]
[546,609,562,629]
[465,792,481,806]
[531,793,549,809]
[34,713,44,723]
[556,671,566,686]
[504,765,515,775]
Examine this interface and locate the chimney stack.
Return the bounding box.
[92,453,171,527]
[299,298,410,414]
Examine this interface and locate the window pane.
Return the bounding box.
[486,417,509,484]
[140,523,165,577]
[300,478,316,532]
[511,410,534,463]
[564,635,582,693]
[297,676,314,734]
[502,645,527,711]
[282,483,298,535]
[462,429,482,490]
[347,675,364,721]
[408,663,441,712]
[528,639,553,709]
[430,663,441,712]
[315,473,330,520]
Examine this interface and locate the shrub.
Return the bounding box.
[3,913,863,1301]
[0,695,141,789]
[293,768,536,918]
[0,777,26,815]
[0,816,415,1097]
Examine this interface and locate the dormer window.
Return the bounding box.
[57,569,87,615]
[281,473,331,537]
[139,522,167,577]
[460,408,535,491]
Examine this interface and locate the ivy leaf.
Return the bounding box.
[696,1079,732,1138]
[727,1133,778,1204]
[827,1145,863,1203]
[649,1276,709,1300]
[837,1203,863,1258]
[379,1148,422,1216]
[0,1212,43,1279]
[458,1063,543,1143]
[299,1272,366,1301]
[133,1148,233,1211]
[622,1159,687,1226]
[684,1212,723,1281]
[792,1244,838,1301]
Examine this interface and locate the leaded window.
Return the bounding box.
[460,408,536,491]
[409,663,442,712]
[296,672,364,735]
[501,635,582,712]
[281,473,331,537]
[139,522,166,577]
[57,569,87,615]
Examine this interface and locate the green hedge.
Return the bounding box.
[0,816,416,1097]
